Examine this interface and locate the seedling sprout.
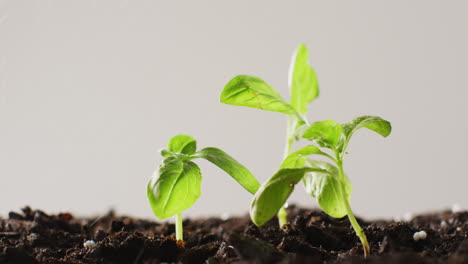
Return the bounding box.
[147,135,260,241]
[148,44,391,257]
[220,44,391,257]
[220,44,318,226]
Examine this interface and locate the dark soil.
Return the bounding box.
[0,205,467,264]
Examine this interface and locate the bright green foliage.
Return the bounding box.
[289,43,319,115]
[220,75,296,114]
[219,43,392,257]
[252,121,379,225]
[147,135,260,222]
[342,115,392,139]
[147,157,201,219]
[280,145,330,169]
[220,44,319,121]
[249,115,390,257]
[168,135,197,155]
[299,115,390,256]
[302,160,352,218]
[195,147,260,194]
[250,167,324,226]
[149,43,392,257]
[340,116,392,154]
[220,44,320,227]
[303,120,343,149]
[303,116,391,155]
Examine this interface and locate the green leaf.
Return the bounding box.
[250,167,324,226]
[167,134,197,155]
[289,43,319,114]
[303,160,352,218]
[160,149,175,158]
[280,145,331,169]
[303,120,343,149]
[292,120,308,141]
[196,147,260,194]
[340,116,392,153]
[342,116,392,139]
[147,157,202,219]
[220,75,296,114]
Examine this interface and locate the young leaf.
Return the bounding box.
[167,134,197,155]
[250,167,324,226]
[302,160,352,218]
[340,116,392,153]
[196,147,260,194]
[302,120,343,149]
[289,44,319,114]
[280,145,331,169]
[220,75,296,114]
[342,116,392,139]
[147,157,202,219]
[160,149,175,158]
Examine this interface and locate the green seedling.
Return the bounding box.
[221,44,391,257]
[251,116,391,257]
[221,44,319,226]
[147,134,260,241]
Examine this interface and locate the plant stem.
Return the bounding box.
[337,159,370,257]
[277,206,288,227]
[277,115,295,227]
[283,136,294,159]
[343,195,370,257]
[175,212,183,241]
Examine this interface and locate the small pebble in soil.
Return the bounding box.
[83,240,96,249]
[413,230,427,241]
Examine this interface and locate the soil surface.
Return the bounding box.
[0,205,467,263]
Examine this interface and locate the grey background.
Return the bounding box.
[1,0,467,220]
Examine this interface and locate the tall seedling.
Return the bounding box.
[221,44,391,257]
[220,44,319,226]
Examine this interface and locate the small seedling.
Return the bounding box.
[221,44,391,257]
[220,44,319,226]
[251,116,391,257]
[147,134,260,241]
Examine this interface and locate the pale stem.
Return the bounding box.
[175,212,183,241]
[277,206,288,227]
[343,194,370,257]
[277,115,295,227]
[337,160,370,257]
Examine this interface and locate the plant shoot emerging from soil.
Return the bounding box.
[220,44,391,257]
[221,44,318,226]
[279,116,391,256]
[147,134,260,241]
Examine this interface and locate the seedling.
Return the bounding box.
[221,44,319,226]
[252,116,391,257]
[221,44,391,257]
[147,134,260,241]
